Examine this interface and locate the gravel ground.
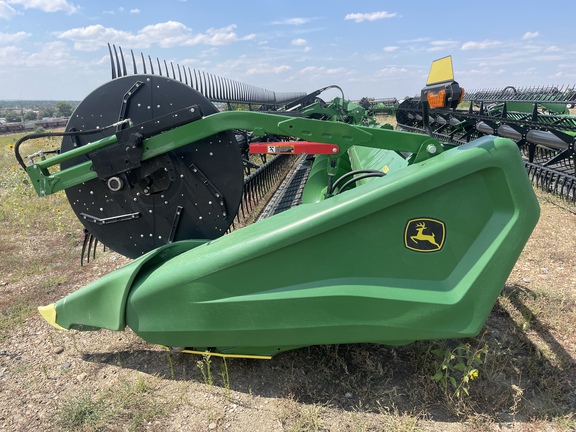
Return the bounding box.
[0,189,575,432]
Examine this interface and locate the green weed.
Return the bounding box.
[56,392,106,430]
[431,341,488,401]
[197,354,213,386]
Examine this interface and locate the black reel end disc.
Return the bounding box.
[61,75,243,258]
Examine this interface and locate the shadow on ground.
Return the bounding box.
[82,283,576,424]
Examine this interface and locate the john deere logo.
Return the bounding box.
[404,218,445,252]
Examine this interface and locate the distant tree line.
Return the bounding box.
[0,101,77,122]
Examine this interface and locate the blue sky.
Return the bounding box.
[1,0,575,101]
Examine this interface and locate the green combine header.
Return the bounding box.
[16,54,539,358]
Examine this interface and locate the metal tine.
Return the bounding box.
[192,69,198,91]
[81,229,90,266]
[92,237,98,261]
[211,73,217,99]
[170,61,176,79]
[164,60,169,77]
[235,80,241,102]
[113,45,122,78]
[218,75,224,100]
[216,75,222,100]
[188,68,196,89]
[229,78,236,101]
[119,46,127,76]
[196,70,202,94]
[223,76,230,101]
[131,50,138,74]
[208,72,215,99]
[107,43,117,79]
[195,70,201,91]
[202,71,208,97]
[178,64,184,84]
[157,58,162,76]
[224,77,231,101]
[210,73,216,99]
[149,55,154,74]
[231,79,237,101]
[141,52,147,74]
[86,233,94,264]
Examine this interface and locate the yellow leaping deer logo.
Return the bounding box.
[404,218,445,252]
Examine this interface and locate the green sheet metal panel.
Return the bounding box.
[48,136,539,356]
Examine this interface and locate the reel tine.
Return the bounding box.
[81,229,90,266]
[141,52,147,74]
[149,55,154,74]
[112,45,122,78]
[131,49,137,74]
[92,237,98,261]
[119,46,127,76]
[157,58,162,76]
[107,43,117,79]
[87,233,94,264]
[189,68,195,90]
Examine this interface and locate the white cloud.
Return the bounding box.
[383,46,398,52]
[428,40,459,52]
[399,37,430,44]
[0,40,72,68]
[550,70,576,79]
[245,62,291,76]
[376,67,408,78]
[291,38,307,46]
[6,0,78,14]
[461,40,502,50]
[0,31,31,44]
[0,1,18,19]
[200,47,218,58]
[130,9,140,14]
[344,11,397,23]
[272,65,292,74]
[271,17,317,26]
[58,22,256,51]
[522,31,539,40]
[0,45,19,60]
[58,24,134,51]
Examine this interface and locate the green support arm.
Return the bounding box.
[24,110,440,197]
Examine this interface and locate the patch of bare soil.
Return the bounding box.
[0,190,575,432]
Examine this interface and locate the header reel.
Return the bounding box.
[44,75,243,259]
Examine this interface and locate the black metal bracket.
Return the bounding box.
[90,105,203,180]
[189,163,228,217]
[90,132,144,180]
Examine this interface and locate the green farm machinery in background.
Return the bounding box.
[16,53,539,358]
[397,81,576,201]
